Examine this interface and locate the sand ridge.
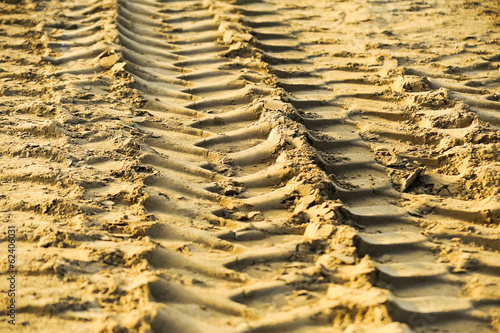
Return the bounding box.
[0,0,500,332]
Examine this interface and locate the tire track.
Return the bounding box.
[116,0,500,331]
[0,1,166,331]
[3,0,500,332]
[232,1,500,332]
[115,0,388,332]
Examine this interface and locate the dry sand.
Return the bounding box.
[0,0,500,332]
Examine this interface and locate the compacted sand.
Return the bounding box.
[1,0,500,332]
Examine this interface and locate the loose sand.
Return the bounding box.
[0,0,500,332]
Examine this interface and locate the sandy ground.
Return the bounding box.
[0,0,500,332]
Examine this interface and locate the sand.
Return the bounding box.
[0,0,499,332]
